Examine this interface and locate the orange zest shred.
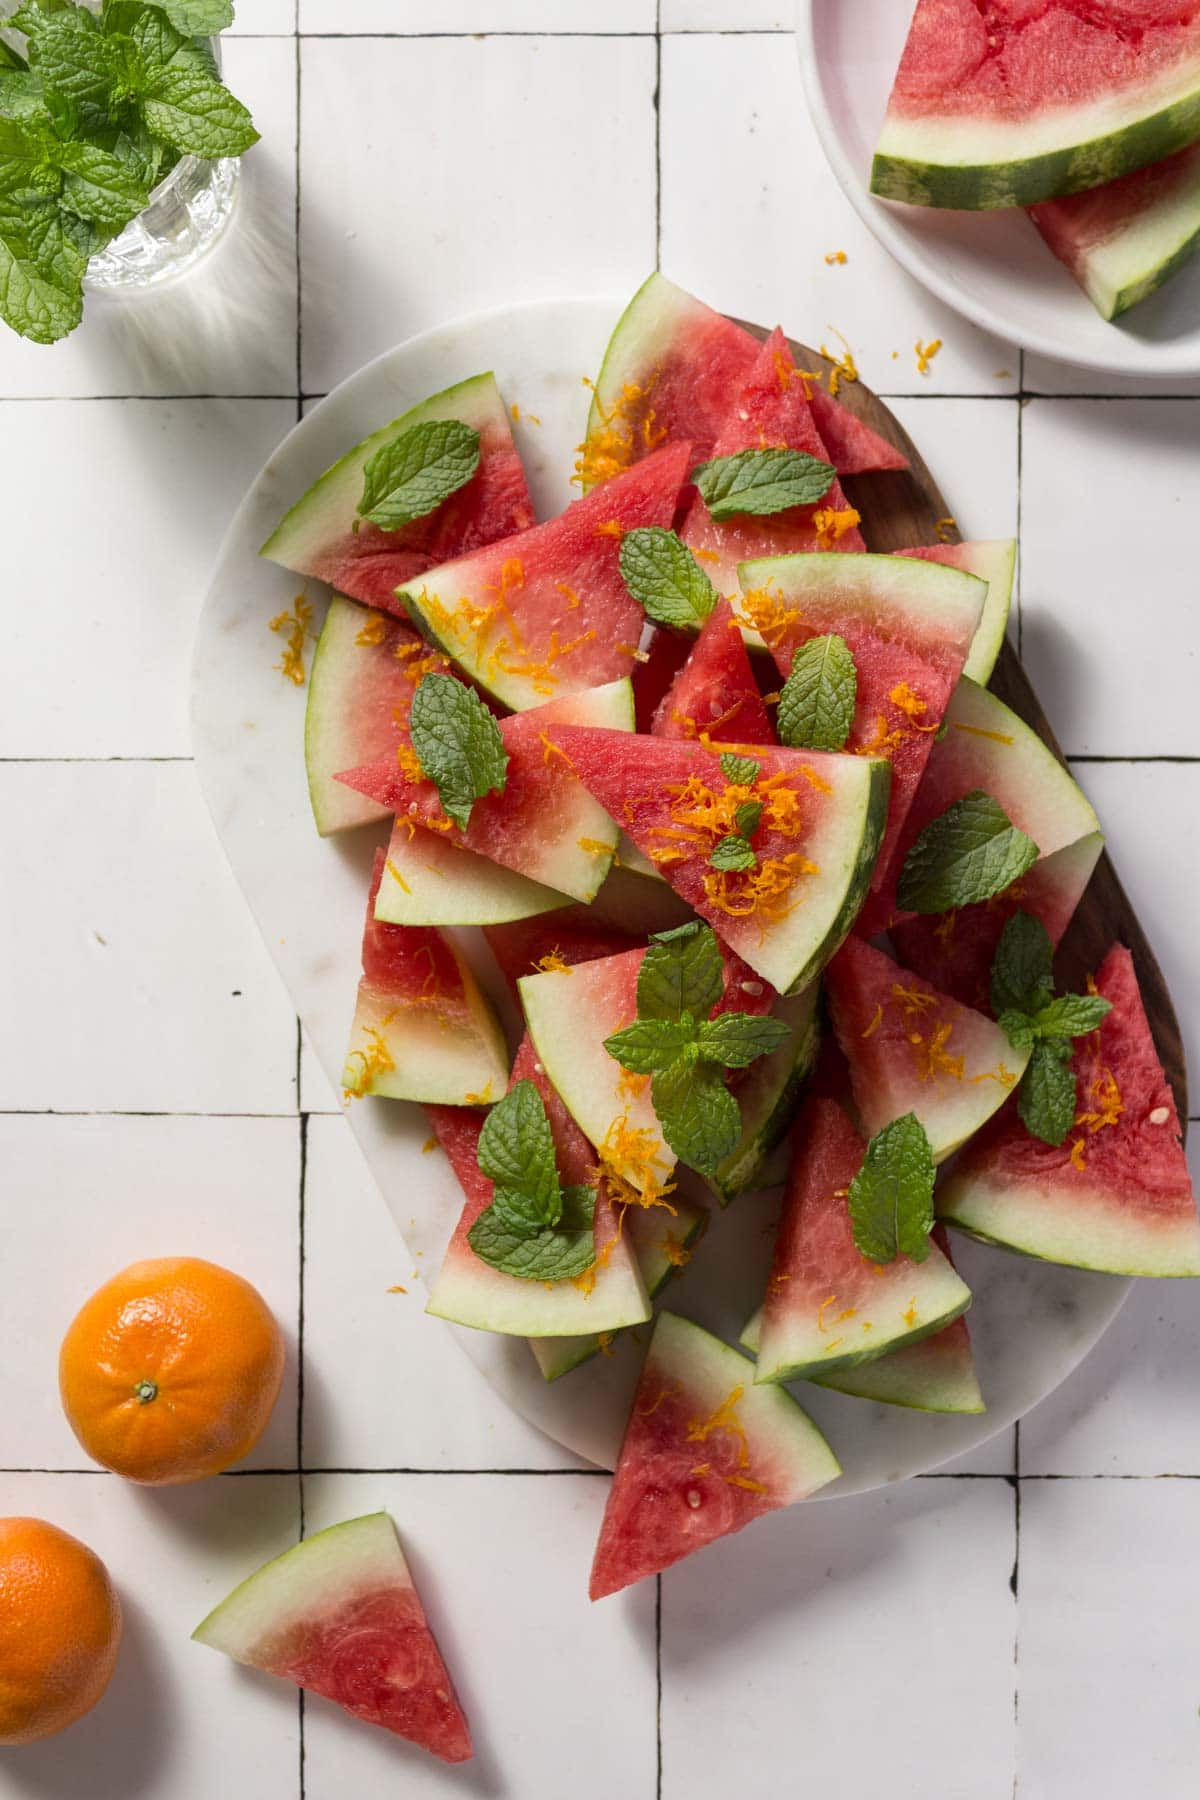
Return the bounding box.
[734,584,804,649]
[510,402,541,425]
[812,505,861,550]
[817,1293,838,1334]
[597,1331,616,1356]
[574,374,665,487]
[555,581,583,610]
[889,682,939,732]
[540,732,576,769]
[387,1284,407,1294]
[951,721,1015,747]
[268,594,313,686]
[861,1003,884,1040]
[595,1113,676,1212]
[594,518,626,540]
[824,250,848,266]
[384,857,411,895]
[617,1066,651,1101]
[818,327,858,397]
[577,836,614,858]
[934,516,957,544]
[855,715,905,759]
[890,984,939,1017]
[915,337,943,376]
[1069,1139,1087,1172]
[636,1381,680,1418]
[463,1082,495,1106]
[657,1230,692,1269]
[971,1062,1018,1089]
[343,1024,395,1100]
[535,949,573,975]
[685,1386,751,1471]
[903,1297,918,1328]
[355,612,389,647]
[910,1019,965,1083]
[421,1135,438,1154]
[1075,1067,1123,1136]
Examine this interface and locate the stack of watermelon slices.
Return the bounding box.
[250,274,1197,1630]
[871,1,1200,319]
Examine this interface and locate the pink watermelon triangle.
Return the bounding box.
[808,385,908,476]
[652,599,774,745]
[357,848,472,1018]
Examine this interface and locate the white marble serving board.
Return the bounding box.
[190,295,1129,1488]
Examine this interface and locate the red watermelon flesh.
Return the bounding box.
[652,600,774,745]
[939,945,1200,1277]
[679,330,866,595]
[633,628,693,732]
[358,851,464,1005]
[484,913,643,998]
[588,1311,840,1599]
[807,385,909,477]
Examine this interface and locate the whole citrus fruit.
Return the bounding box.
[0,1518,122,1744]
[59,1257,285,1485]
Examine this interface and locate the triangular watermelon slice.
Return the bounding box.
[677,329,866,601]
[891,539,1016,686]
[396,443,691,712]
[343,850,510,1106]
[740,551,987,932]
[939,944,1200,1278]
[424,1037,651,1337]
[339,678,634,905]
[192,1512,472,1763]
[579,274,907,485]
[484,912,643,998]
[261,373,534,612]
[753,1099,972,1387]
[651,599,774,745]
[544,728,890,994]
[588,1311,840,1599]
[824,936,1029,1163]
[374,824,569,928]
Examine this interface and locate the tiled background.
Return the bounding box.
[2,4,1198,1797]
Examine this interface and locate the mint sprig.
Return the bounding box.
[847,1113,935,1264]
[467,1080,597,1283]
[618,526,718,629]
[635,920,725,1024]
[990,912,1112,1146]
[777,633,857,752]
[358,419,481,531]
[408,672,508,831]
[690,447,836,521]
[897,790,1040,915]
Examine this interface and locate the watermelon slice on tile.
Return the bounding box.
[343,850,510,1106]
[261,373,534,612]
[424,1037,651,1338]
[192,1512,472,1763]
[891,539,1016,685]
[939,944,1200,1277]
[396,443,691,712]
[651,600,774,745]
[824,936,1029,1164]
[588,1312,840,1599]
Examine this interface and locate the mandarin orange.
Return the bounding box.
[59,1257,285,1485]
[0,1517,122,1744]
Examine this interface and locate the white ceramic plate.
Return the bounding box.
[192,296,1129,1490]
[798,0,1200,380]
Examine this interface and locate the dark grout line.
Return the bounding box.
[5,1464,1199,1479]
[0,755,194,764]
[294,32,304,411]
[0,1110,303,1119]
[1068,754,1200,765]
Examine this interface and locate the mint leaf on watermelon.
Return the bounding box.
[468,1082,599,1282]
[1017,1038,1077,1147]
[734,799,762,838]
[709,834,757,873]
[618,526,718,629]
[990,909,1055,1020]
[719,752,760,787]
[847,1113,936,1265]
[359,419,482,531]
[652,1058,741,1178]
[1033,993,1113,1041]
[989,910,1114,1144]
[468,1185,597,1283]
[897,790,1039,915]
[777,632,857,753]
[636,921,725,1024]
[476,1078,561,1228]
[690,446,836,521]
[696,1012,790,1068]
[602,1016,697,1075]
[408,672,508,831]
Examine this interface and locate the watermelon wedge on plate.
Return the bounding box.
[1029,140,1200,319]
[824,936,1029,1164]
[192,1512,472,1763]
[891,540,1016,686]
[588,1312,841,1599]
[578,274,908,487]
[651,599,775,746]
[424,1038,651,1337]
[871,0,1200,211]
[396,443,691,713]
[939,944,1200,1277]
[343,850,510,1106]
[709,984,822,1205]
[374,826,568,929]
[340,677,635,905]
[261,373,534,612]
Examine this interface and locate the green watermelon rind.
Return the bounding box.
[582,273,703,491]
[1032,154,1200,319]
[892,540,1016,687]
[343,964,510,1108]
[708,985,822,1206]
[937,1178,1200,1279]
[261,373,509,574]
[871,70,1200,211]
[304,595,391,836]
[738,1301,984,1412]
[504,678,636,904]
[375,825,569,927]
[784,755,890,995]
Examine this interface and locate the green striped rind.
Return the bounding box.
[891,540,1015,686]
[582,274,704,491]
[936,678,1101,858]
[1101,213,1200,318]
[1037,157,1200,319]
[871,78,1200,211]
[343,969,509,1107]
[938,1172,1200,1278]
[740,1306,984,1413]
[708,986,821,1205]
[193,1513,409,1658]
[739,552,987,665]
[788,756,890,995]
[375,825,568,927]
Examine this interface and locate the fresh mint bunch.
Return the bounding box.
[467,1079,598,1282]
[690,446,835,521]
[408,672,508,831]
[603,921,791,1178]
[847,1112,935,1264]
[776,632,857,752]
[990,911,1112,1146]
[618,526,718,629]
[0,0,255,343]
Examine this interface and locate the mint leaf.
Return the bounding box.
[476,1078,561,1227]
[358,419,481,530]
[161,1,235,30]
[720,752,760,787]
[637,921,724,1024]
[696,1011,790,1068]
[1018,1039,1076,1147]
[10,1,74,32]
[997,1009,1038,1057]
[1033,994,1113,1040]
[898,790,1039,916]
[710,834,757,872]
[54,138,147,228]
[777,632,857,752]
[129,10,257,156]
[618,526,718,630]
[603,1016,696,1076]
[691,447,836,521]
[27,15,116,107]
[848,1113,935,1265]
[734,799,762,839]
[652,1058,741,1177]
[0,211,81,341]
[408,672,507,831]
[990,910,1055,1020]
[468,1185,596,1283]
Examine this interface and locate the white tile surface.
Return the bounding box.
[659,32,1019,398]
[886,394,1020,541]
[301,1471,656,1796]
[230,0,296,30]
[661,1476,1017,1799]
[302,1117,588,1470]
[662,0,792,24]
[1018,1480,1200,1799]
[1021,401,1200,756]
[0,1115,300,1472]
[3,399,294,759]
[298,34,657,393]
[0,761,298,1115]
[298,1025,341,1113]
[301,0,656,28]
